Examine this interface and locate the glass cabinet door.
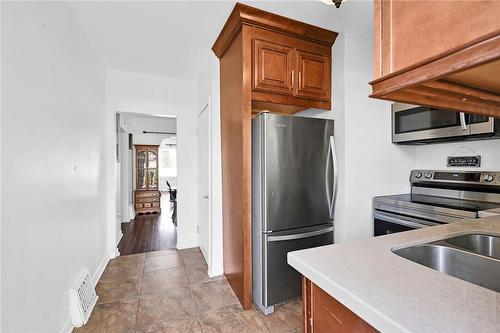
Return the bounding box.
[148,151,157,169]
[135,146,159,191]
[137,151,147,169]
[137,168,147,190]
[148,169,158,189]
[147,149,158,189]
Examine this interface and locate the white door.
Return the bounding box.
[197,105,210,264]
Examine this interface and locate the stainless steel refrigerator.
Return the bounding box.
[252,113,338,315]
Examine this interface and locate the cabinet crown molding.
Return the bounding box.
[212,2,338,58]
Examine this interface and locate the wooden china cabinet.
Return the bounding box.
[134,145,161,215]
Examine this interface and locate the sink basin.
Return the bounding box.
[443,234,500,260]
[393,243,500,292]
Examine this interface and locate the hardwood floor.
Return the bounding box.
[118,193,177,255]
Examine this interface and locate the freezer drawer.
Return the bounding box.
[263,225,334,306]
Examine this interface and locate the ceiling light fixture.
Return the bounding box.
[321,0,345,8]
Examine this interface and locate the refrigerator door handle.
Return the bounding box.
[325,137,332,219]
[329,136,339,219]
[267,226,334,242]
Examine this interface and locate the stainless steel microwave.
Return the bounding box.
[392,103,500,144]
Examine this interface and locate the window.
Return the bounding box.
[159,147,177,177]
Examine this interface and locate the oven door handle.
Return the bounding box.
[374,211,439,229]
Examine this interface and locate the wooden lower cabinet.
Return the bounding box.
[134,190,161,215]
[303,277,377,333]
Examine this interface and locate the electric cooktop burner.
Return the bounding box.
[377,193,500,213]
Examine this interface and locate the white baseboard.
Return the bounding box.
[176,241,199,250]
[60,319,73,333]
[93,254,110,288]
[116,231,123,246]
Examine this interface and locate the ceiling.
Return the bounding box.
[70,1,234,80]
[70,0,344,81]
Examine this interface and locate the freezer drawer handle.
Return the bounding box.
[267,226,334,242]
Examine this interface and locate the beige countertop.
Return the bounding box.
[287,216,500,333]
[479,208,500,218]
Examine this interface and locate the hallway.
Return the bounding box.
[75,248,302,333]
[118,192,177,255]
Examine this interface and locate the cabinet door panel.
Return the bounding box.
[311,283,377,333]
[296,51,330,101]
[253,39,294,95]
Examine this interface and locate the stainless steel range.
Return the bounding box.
[373,170,500,236]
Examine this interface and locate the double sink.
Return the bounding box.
[393,234,500,292]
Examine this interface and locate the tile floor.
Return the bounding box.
[75,248,303,333]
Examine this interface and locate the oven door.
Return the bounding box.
[374,211,441,236]
[392,103,470,143]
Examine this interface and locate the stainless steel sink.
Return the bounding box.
[393,241,500,292]
[442,234,500,260]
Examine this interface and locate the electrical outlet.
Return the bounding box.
[197,226,199,233]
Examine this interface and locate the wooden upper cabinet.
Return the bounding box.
[250,31,334,113]
[370,0,500,117]
[253,39,331,103]
[296,50,330,101]
[213,3,338,115]
[253,39,294,95]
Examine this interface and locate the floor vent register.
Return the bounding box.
[69,268,98,327]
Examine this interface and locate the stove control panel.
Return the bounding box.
[410,170,500,186]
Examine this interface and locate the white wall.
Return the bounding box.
[1,2,107,332]
[106,69,199,249]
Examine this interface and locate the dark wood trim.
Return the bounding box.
[212,2,338,58]
[251,90,330,111]
[375,82,500,117]
[218,25,253,310]
[370,33,500,94]
[303,276,312,333]
[241,24,253,311]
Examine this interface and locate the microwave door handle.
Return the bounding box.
[459,112,469,130]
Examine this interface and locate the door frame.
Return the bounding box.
[197,102,212,271]
[106,110,179,259]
